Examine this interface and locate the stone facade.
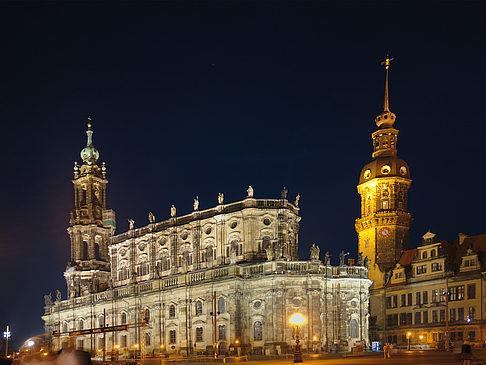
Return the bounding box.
[42,125,371,357]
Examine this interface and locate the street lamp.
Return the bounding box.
[3,326,11,357]
[407,332,412,351]
[289,313,307,363]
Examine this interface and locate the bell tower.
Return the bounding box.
[355,57,413,339]
[64,121,116,298]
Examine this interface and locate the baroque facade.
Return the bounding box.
[42,124,371,357]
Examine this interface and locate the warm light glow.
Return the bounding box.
[160,344,164,348]
[27,340,35,347]
[407,332,412,337]
[97,349,102,352]
[370,181,376,188]
[419,335,424,340]
[289,312,307,326]
[313,336,318,341]
[134,344,139,348]
[114,344,120,349]
[235,339,239,344]
[43,353,48,356]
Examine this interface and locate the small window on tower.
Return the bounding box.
[382,201,389,209]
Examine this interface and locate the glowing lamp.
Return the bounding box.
[27,340,35,347]
[289,313,307,326]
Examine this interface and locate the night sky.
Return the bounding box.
[1,1,486,350]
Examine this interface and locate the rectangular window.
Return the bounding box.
[432,310,438,323]
[401,294,406,307]
[432,290,438,303]
[386,296,392,309]
[406,313,412,325]
[450,287,457,301]
[387,315,393,327]
[469,307,476,320]
[467,284,476,299]
[458,307,464,322]
[392,295,398,308]
[450,308,456,322]
[415,311,421,324]
[423,311,428,324]
[196,327,203,342]
[440,288,446,302]
[121,335,127,348]
[458,286,465,300]
[169,330,176,344]
[440,309,446,322]
[423,291,428,304]
[432,262,443,271]
[416,292,421,306]
[407,293,412,306]
[399,313,407,326]
[145,332,151,346]
[393,314,398,327]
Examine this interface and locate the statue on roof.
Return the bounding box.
[148,212,155,224]
[218,193,224,205]
[324,251,331,265]
[170,205,176,218]
[294,193,300,207]
[247,185,254,198]
[44,293,53,306]
[310,243,320,261]
[128,219,135,230]
[281,187,288,199]
[193,196,199,211]
[357,252,363,266]
[56,290,62,302]
[339,251,349,266]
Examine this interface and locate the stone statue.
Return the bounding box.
[357,252,363,266]
[281,186,288,199]
[265,246,274,261]
[128,219,135,230]
[364,256,369,268]
[294,193,300,207]
[247,185,254,198]
[154,263,161,279]
[218,193,224,205]
[324,251,331,265]
[339,251,349,266]
[56,290,62,302]
[193,196,199,211]
[170,205,176,218]
[275,244,282,260]
[230,245,237,265]
[148,212,155,224]
[310,243,320,261]
[44,293,53,306]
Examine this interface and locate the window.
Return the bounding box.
[386,296,392,309]
[218,325,226,340]
[399,313,407,326]
[432,289,439,303]
[407,293,412,306]
[169,305,176,318]
[416,265,427,274]
[450,286,465,301]
[416,292,421,306]
[145,332,151,346]
[415,312,421,324]
[382,201,389,209]
[458,307,464,322]
[99,315,105,327]
[423,291,428,304]
[144,309,150,322]
[440,309,445,322]
[196,327,203,342]
[253,322,263,341]
[392,295,397,308]
[468,284,476,299]
[406,313,412,325]
[386,315,393,327]
[121,335,127,348]
[169,330,176,344]
[431,262,442,272]
[350,319,358,338]
[450,308,456,322]
[79,319,84,330]
[121,312,127,325]
[469,307,476,320]
[218,297,225,314]
[432,310,438,323]
[62,323,68,333]
[431,249,436,257]
[422,251,427,259]
[195,300,203,316]
[137,262,150,276]
[400,294,406,307]
[423,311,428,324]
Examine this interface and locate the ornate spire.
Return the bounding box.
[80,117,100,165]
[375,55,396,128]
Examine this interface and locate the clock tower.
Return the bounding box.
[355,57,413,338]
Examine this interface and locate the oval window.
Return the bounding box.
[381,165,391,174]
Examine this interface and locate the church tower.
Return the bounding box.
[355,57,413,289]
[64,121,116,298]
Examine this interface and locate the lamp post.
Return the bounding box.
[289,313,307,363]
[3,326,11,357]
[407,332,412,351]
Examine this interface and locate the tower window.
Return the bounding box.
[382,201,389,210]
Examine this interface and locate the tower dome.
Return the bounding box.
[80,122,99,165]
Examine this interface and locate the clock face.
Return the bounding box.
[380,227,391,238]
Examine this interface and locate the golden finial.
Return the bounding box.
[87,116,92,129]
[380,54,394,112]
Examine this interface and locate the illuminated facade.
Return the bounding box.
[42,125,371,357]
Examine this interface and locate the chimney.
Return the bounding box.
[459,233,468,245]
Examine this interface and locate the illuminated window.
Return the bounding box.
[218,325,226,340]
[169,330,176,344]
[254,321,263,341]
[349,319,358,338]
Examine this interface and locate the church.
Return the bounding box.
[42,122,371,357]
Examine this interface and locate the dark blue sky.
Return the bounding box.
[1,1,485,350]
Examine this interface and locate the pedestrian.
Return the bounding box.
[383,343,388,359]
[461,340,472,365]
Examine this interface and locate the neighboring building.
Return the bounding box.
[384,231,486,347]
[355,56,413,341]
[42,124,371,357]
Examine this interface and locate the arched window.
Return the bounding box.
[121,312,127,325]
[99,315,104,327]
[195,300,203,316]
[144,309,150,322]
[218,325,226,340]
[254,321,263,341]
[145,332,151,346]
[422,251,428,259]
[79,319,84,330]
[218,297,225,314]
[349,319,358,338]
[206,246,215,261]
[169,305,176,318]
